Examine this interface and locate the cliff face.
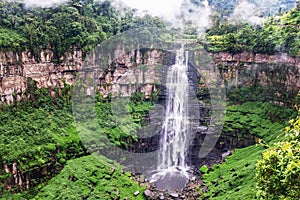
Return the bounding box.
[211,51,300,87]
[95,46,163,98]
[1,48,299,105]
[0,49,82,104]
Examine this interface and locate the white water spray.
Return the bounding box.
[158,45,189,170]
[149,44,191,191]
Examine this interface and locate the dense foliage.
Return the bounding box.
[202,145,264,199]
[223,102,297,143]
[207,0,297,17]
[256,111,300,199]
[0,86,155,198]
[33,155,145,200]
[0,1,299,199]
[0,0,165,60]
[205,4,300,56]
[0,86,86,197]
[201,102,297,199]
[95,92,154,148]
[0,28,27,51]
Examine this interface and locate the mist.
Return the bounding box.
[118,0,212,37]
[18,0,297,34]
[119,0,184,21]
[22,0,68,8]
[229,0,264,26]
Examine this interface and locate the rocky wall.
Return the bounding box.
[0,49,82,104]
[1,47,299,105]
[95,47,163,98]
[210,51,300,89]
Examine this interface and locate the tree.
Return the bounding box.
[256,111,300,199]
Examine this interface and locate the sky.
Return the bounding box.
[22,0,68,8]
[119,0,184,20]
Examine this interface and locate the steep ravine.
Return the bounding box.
[0,47,299,198]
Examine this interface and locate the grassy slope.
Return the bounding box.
[33,155,145,200]
[202,145,264,199]
[0,106,82,168]
[0,90,154,199]
[201,102,296,199]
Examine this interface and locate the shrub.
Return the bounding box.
[256,111,300,199]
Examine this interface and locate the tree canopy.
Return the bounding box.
[0,0,165,61]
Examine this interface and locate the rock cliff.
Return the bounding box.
[211,51,300,89]
[1,48,299,105]
[0,49,82,104]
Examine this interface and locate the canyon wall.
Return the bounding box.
[1,48,299,105]
[1,47,300,191]
[0,49,82,104]
[210,51,300,89]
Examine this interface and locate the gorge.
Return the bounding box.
[0,1,299,199]
[1,41,299,199]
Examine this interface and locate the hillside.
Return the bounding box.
[207,0,297,17]
[205,3,300,57]
[0,0,165,60]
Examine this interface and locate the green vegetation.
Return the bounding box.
[201,102,297,199]
[0,86,85,198]
[0,87,155,198]
[224,102,297,143]
[205,4,300,56]
[256,111,300,199]
[94,92,154,148]
[0,28,27,51]
[0,0,165,60]
[202,145,264,199]
[33,155,145,200]
[0,1,299,199]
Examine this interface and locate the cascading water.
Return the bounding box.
[159,46,189,170]
[149,44,191,191]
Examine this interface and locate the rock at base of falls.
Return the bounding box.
[154,171,189,191]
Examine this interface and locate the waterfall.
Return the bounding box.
[158,45,189,170]
[149,44,191,191]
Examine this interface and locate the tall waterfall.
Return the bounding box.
[158,45,189,170]
[149,45,191,191]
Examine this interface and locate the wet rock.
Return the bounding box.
[139,175,145,183]
[110,166,115,175]
[189,183,197,190]
[134,190,140,196]
[144,189,154,198]
[169,192,179,198]
[202,186,208,193]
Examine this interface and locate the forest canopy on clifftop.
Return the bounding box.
[0,0,165,60]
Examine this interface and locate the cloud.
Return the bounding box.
[118,0,212,36]
[229,0,264,25]
[180,0,212,34]
[118,0,184,21]
[22,0,68,8]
